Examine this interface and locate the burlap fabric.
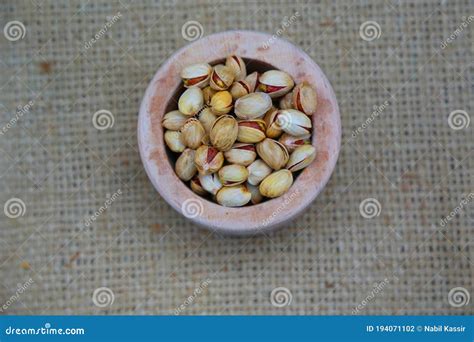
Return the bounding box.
[0,0,472,315]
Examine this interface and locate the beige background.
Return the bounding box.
[0,0,472,315]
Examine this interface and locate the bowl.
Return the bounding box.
[138,30,341,236]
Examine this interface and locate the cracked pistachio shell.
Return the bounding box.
[245,71,259,92]
[258,70,294,98]
[225,55,247,81]
[276,109,312,137]
[247,183,264,204]
[263,106,283,139]
[246,159,272,186]
[190,176,207,196]
[224,143,256,166]
[180,118,206,149]
[279,133,311,153]
[198,173,222,195]
[286,145,316,172]
[279,92,294,109]
[164,130,185,153]
[210,115,238,151]
[198,107,217,133]
[218,164,249,186]
[210,64,234,91]
[202,86,217,105]
[230,80,251,100]
[293,82,317,115]
[180,63,212,88]
[259,169,293,198]
[162,110,188,130]
[256,138,289,170]
[234,92,272,120]
[175,148,197,181]
[237,119,266,143]
[194,145,224,175]
[178,87,204,116]
[210,91,233,115]
[216,185,251,207]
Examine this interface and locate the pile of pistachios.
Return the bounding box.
[162,55,317,207]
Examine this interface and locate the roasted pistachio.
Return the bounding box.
[258,70,294,98]
[292,82,317,115]
[198,173,222,195]
[245,71,259,92]
[279,92,294,109]
[180,118,206,149]
[178,87,204,116]
[162,110,188,130]
[210,91,233,115]
[279,133,311,153]
[259,169,293,198]
[216,185,251,207]
[175,148,197,181]
[230,80,251,100]
[276,109,312,136]
[210,64,234,91]
[202,86,217,105]
[198,107,217,133]
[190,176,207,196]
[247,159,272,186]
[234,92,272,120]
[224,143,257,166]
[247,183,264,204]
[164,130,185,153]
[180,63,212,88]
[194,145,224,175]
[225,55,247,81]
[263,107,283,139]
[286,145,316,172]
[210,115,238,151]
[218,164,249,186]
[237,119,266,143]
[256,138,289,170]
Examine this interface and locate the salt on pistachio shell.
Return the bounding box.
[263,106,283,139]
[218,164,249,186]
[194,145,224,175]
[234,92,272,120]
[279,133,311,153]
[247,159,273,186]
[256,138,289,170]
[198,173,222,195]
[216,185,251,207]
[210,64,234,91]
[225,55,247,81]
[247,183,264,204]
[259,169,293,198]
[286,145,316,172]
[180,118,206,149]
[230,80,251,100]
[210,90,233,115]
[162,110,188,130]
[224,143,257,166]
[164,130,185,153]
[180,63,212,88]
[279,92,294,109]
[210,115,238,151]
[202,86,217,105]
[292,82,317,115]
[190,176,207,196]
[276,109,312,137]
[178,87,204,116]
[244,71,259,92]
[237,119,266,143]
[175,148,197,181]
[258,70,294,98]
[198,107,217,133]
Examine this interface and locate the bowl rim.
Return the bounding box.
[137,30,341,235]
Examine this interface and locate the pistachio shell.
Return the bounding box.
[180,63,212,88]
[198,107,217,133]
[210,115,238,151]
[230,80,251,100]
[286,145,316,172]
[216,185,251,207]
[237,119,266,143]
[225,55,247,81]
[258,70,294,98]
[210,91,233,115]
[259,169,293,198]
[202,86,217,105]
[292,82,317,115]
[194,145,224,175]
[279,92,294,109]
[198,173,222,195]
[276,109,312,136]
[224,143,256,166]
[244,71,259,92]
[247,183,264,204]
[246,159,272,186]
[164,130,185,153]
[178,87,204,116]
[278,133,311,153]
[234,92,272,120]
[256,138,289,170]
[263,107,283,139]
[162,110,188,130]
[210,64,234,91]
[180,118,206,149]
[175,148,197,181]
[190,176,207,196]
[218,164,249,186]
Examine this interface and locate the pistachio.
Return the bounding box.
[180,118,206,149]
[256,138,289,170]
[202,86,217,105]
[178,87,204,116]
[216,185,251,207]
[286,145,316,172]
[198,107,217,133]
[198,173,222,195]
[293,82,317,115]
[263,107,283,139]
[245,71,259,92]
[225,55,247,81]
[194,145,224,175]
[230,80,251,100]
[279,92,294,109]
[190,176,207,196]
[237,119,266,143]
[201,134,211,145]
[175,148,197,181]
[247,183,264,204]
[224,143,256,166]
[210,115,238,151]
[279,133,311,153]
[218,164,249,186]
[180,63,212,88]
[276,109,312,136]
[164,130,185,153]
[210,64,234,90]
[210,90,233,115]
[246,159,272,186]
[162,110,188,130]
[259,169,293,198]
[258,70,294,98]
[234,92,272,120]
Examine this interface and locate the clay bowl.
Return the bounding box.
[138,30,340,236]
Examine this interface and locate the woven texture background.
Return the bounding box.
[0,0,472,315]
